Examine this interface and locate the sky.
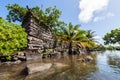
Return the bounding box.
[0,0,120,44]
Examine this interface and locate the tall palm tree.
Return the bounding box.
[56,22,88,55]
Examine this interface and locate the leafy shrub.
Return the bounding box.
[0,18,27,55]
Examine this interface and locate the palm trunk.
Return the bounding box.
[68,41,72,55]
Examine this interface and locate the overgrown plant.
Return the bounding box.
[0,18,27,55]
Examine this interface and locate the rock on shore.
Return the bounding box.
[27,63,52,74]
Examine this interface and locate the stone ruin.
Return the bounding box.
[22,9,53,60]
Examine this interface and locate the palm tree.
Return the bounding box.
[85,30,97,50]
[56,22,88,55]
[86,30,96,41]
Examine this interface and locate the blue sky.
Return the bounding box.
[0,0,120,44]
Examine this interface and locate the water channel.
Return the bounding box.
[0,51,120,80]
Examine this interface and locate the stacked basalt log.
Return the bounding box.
[22,9,52,50]
[22,9,53,60]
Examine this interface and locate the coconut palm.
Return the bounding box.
[56,22,88,55]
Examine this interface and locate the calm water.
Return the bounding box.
[0,51,120,80]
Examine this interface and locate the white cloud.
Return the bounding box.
[78,0,109,23]
[93,12,114,22]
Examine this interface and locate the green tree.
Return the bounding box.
[6,4,62,28]
[6,4,62,47]
[52,21,67,49]
[6,4,27,22]
[56,22,88,55]
[0,18,27,55]
[103,28,120,45]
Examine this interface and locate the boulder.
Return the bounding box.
[27,63,52,74]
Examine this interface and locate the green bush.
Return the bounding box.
[0,18,27,55]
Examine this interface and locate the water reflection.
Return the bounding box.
[1,51,120,80]
[86,51,120,80]
[41,55,97,80]
[108,53,120,68]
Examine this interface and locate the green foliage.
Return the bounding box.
[86,30,96,41]
[107,46,115,50]
[6,4,27,22]
[85,30,97,49]
[106,46,120,50]
[98,44,107,50]
[6,56,12,60]
[6,4,62,28]
[57,22,87,43]
[6,4,62,43]
[0,18,27,55]
[98,45,120,51]
[103,28,120,45]
[5,4,98,54]
[56,22,88,54]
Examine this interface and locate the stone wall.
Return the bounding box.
[21,10,54,60]
[22,10,53,50]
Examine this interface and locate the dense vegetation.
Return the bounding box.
[5,4,98,53]
[56,22,88,55]
[103,28,120,50]
[0,4,98,56]
[6,4,62,28]
[0,18,27,55]
[101,45,120,51]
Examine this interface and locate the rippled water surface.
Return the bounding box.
[0,51,120,80]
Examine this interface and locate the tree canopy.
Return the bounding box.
[56,22,89,54]
[5,4,98,55]
[6,4,62,29]
[103,28,120,45]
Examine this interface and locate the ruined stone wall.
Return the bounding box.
[22,11,53,50]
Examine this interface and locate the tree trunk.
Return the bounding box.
[68,42,72,55]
